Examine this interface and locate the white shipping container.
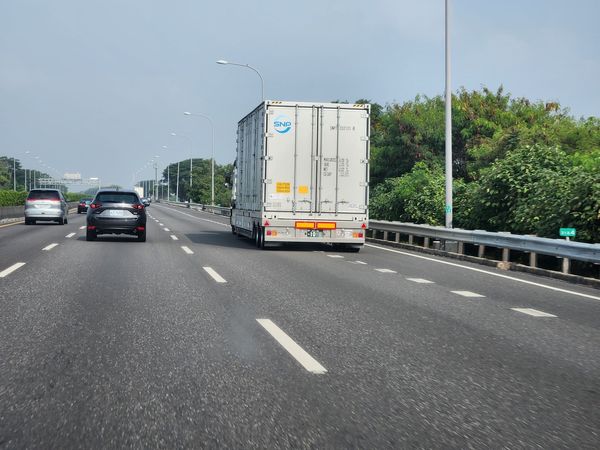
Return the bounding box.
[231,101,369,251]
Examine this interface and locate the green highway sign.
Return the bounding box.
[559,228,576,237]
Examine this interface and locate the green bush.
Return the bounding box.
[0,190,28,207]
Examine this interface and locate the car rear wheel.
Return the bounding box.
[64,216,68,225]
[25,219,34,225]
[137,231,146,242]
[86,229,96,241]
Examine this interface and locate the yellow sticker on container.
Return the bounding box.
[276,182,291,193]
[298,185,309,194]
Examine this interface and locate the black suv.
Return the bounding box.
[86,190,147,242]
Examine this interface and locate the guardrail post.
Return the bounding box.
[562,257,570,274]
[395,232,400,243]
[383,231,388,241]
[529,252,537,268]
[478,245,485,258]
[457,242,464,255]
[424,237,430,248]
[408,235,414,245]
[502,248,510,262]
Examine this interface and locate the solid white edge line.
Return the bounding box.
[170,235,179,240]
[511,308,557,318]
[256,319,327,374]
[203,266,226,283]
[365,243,600,302]
[65,232,76,238]
[0,262,26,278]
[42,243,59,251]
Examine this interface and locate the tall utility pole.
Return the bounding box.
[176,162,180,201]
[444,0,453,229]
[184,112,215,205]
[13,158,16,190]
[154,162,158,201]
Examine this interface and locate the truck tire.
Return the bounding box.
[255,226,265,249]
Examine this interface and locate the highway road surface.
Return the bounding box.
[1,203,599,448]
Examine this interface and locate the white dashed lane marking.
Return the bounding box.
[159,223,164,226]
[407,278,434,284]
[170,235,178,241]
[375,268,397,273]
[0,262,26,278]
[79,226,86,229]
[348,260,367,265]
[42,243,59,251]
[203,267,226,283]
[257,319,327,375]
[452,290,485,298]
[511,308,557,317]
[65,233,76,238]
[181,246,194,254]
[164,228,170,232]
[327,255,344,259]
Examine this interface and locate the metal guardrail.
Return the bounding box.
[369,221,600,264]
[158,201,598,279]
[162,201,231,217]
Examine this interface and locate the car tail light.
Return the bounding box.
[132,204,144,210]
[90,202,102,209]
[87,225,96,230]
[135,226,145,231]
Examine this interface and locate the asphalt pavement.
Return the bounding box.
[1,204,599,448]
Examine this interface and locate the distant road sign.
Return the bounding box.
[559,228,576,237]
[63,172,82,181]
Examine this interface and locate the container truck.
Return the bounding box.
[230,100,370,251]
[134,186,144,199]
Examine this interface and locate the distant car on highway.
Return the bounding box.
[86,190,147,242]
[77,198,93,214]
[141,197,151,207]
[24,189,69,225]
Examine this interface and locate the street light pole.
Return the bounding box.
[170,133,193,201]
[444,0,453,229]
[184,112,215,205]
[216,59,265,102]
[176,162,180,201]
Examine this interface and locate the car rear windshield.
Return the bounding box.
[96,193,139,204]
[27,190,60,200]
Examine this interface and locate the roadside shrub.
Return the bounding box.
[0,190,28,207]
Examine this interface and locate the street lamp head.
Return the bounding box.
[216,60,228,65]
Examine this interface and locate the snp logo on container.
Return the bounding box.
[273,115,292,134]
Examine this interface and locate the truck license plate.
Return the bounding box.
[306,230,324,238]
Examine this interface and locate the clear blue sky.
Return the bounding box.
[1,0,598,187]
